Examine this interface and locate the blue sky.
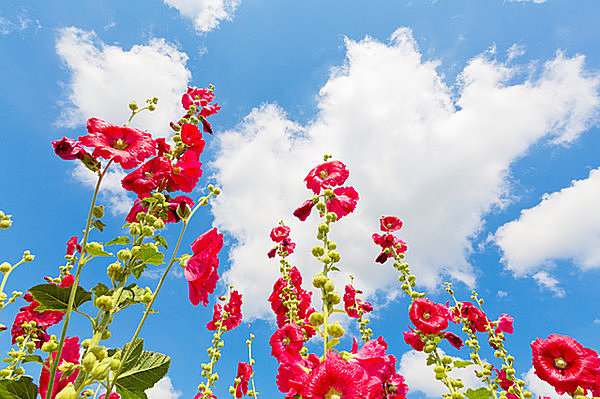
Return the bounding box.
[1,1,600,398]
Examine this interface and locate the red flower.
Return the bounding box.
[343,284,373,319]
[38,337,80,399]
[182,87,217,111]
[453,302,489,333]
[165,195,195,223]
[52,137,88,160]
[168,150,203,192]
[380,216,403,232]
[99,394,121,399]
[304,161,350,194]
[494,368,515,391]
[531,334,600,395]
[327,186,359,219]
[235,362,253,398]
[443,332,464,349]
[155,138,171,156]
[79,118,155,169]
[293,199,315,221]
[496,313,514,335]
[66,236,81,256]
[270,323,305,363]
[121,156,172,197]
[206,290,243,331]
[268,267,313,328]
[403,329,425,351]
[386,372,409,399]
[409,298,449,335]
[270,225,291,243]
[181,123,206,154]
[350,337,397,383]
[373,233,408,263]
[303,351,369,399]
[185,228,223,306]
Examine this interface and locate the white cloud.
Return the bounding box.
[163,0,240,33]
[398,350,485,398]
[532,271,565,297]
[523,367,568,399]
[0,13,41,35]
[211,28,600,320]
[56,27,192,213]
[495,168,600,279]
[56,27,191,138]
[146,377,182,399]
[497,290,508,298]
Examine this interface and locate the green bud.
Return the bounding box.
[434,365,445,373]
[318,223,330,234]
[0,220,12,229]
[309,312,324,326]
[93,205,105,218]
[129,224,141,236]
[141,292,153,304]
[23,253,35,262]
[324,189,334,197]
[176,202,192,220]
[110,358,121,370]
[95,295,114,311]
[0,262,11,273]
[41,340,59,353]
[573,387,585,396]
[329,251,340,262]
[117,249,131,262]
[312,246,325,257]
[153,219,165,230]
[213,188,221,195]
[441,356,453,364]
[90,346,107,361]
[129,101,139,111]
[315,202,326,211]
[325,292,340,305]
[326,212,338,223]
[328,241,337,250]
[86,242,103,253]
[55,383,78,399]
[142,226,154,236]
[101,329,111,340]
[327,321,345,338]
[0,369,11,378]
[82,352,97,372]
[148,104,156,111]
[312,273,327,288]
[81,339,92,349]
[523,392,532,399]
[323,280,335,293]
[107,262,124,281]
[90,360,111,380]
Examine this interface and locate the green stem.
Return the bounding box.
[45,160,112,399]
[0,260,24,295]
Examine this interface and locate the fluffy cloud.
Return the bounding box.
[56,27,190,137]
[211,27,600,319]
[146,377,182,399]
[56,27,191,213]
[398,350,484,397]
[72,164,131,216]
[495,168,600,282]
[163,0,239,33]
[523,367,568,399]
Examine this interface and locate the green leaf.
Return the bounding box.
[137,245,164,266]
[21,354,43,364]
[142,197,157,204]
[92,219,106,232]
[91,282,110,302]
[327,338,340,349]
[0,376,38,399]
[153,234,168,250]
[29,284,92,312]
[426,353,436,366]
[116,339,170,394]
[453,360,474,369]
[116,284,146,307]
[115,387,148,399]
[86,242,113,257]
[106,236,132,247]
[465,388,492,399]
[131,263,148,279]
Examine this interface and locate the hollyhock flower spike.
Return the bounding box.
[531,334,600,395]
[184,227,224,306]
[206,290,243,331]
[79,118,156,169]
[304,160,350,194]
[234,362,253,398]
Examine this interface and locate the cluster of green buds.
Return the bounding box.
[0,210,12,229]
[198,317,227,398]
[0,323,49,379]
[128,97,158,121]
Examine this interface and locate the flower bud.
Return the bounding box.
[142,226,154,236]
[92,205,105,218]
[323,280,335,293]
[0,262,11,273]
[148,104,156,111]
[441,356,453,364]
[327,321,345,338]
[153,219,165,230]
[326,212,338,222]
[95,295,114,312]
[129,101,138,111]
[81,339,92,349]
[131,245,141,257]
[0,220,12,229]
[101,329,111,340]
[23,252,35,262]
[434,365,445,373]
[325,292,340,305]
[329,252,340,263]
[315,202,326,211]
[312,273,327,288]
[56,383,78,399]
[110,358,121,370]
[107,262,124,281]
[309,312,324,326]
[312,246,325,257]
[90,360,111,380]
[176,202,192,220]
[41,340,59,353]
[91,346,107,361]
[117,249,131,262]
[324,189,334,197]
[82,352,97,372]
[129,224,141,236]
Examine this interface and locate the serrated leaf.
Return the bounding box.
[106,236,132,247]
[426,353,437,366]
[29,284,92,312]
[465,388,492,399]
[137,246,164,266]
[21,354,43,364]
[153,234,168,250]
[86,243,113,257]
[91,282,110,302]
[453,360,474,369]
[131,263,148,279]
[115,386,148,399]
[92,219,106,232]
[0,376,38,399]
[121,338,144,374]
[116,350,170,393]
[116,284,146,307]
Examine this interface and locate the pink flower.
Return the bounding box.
[350,337,397,383]
[443,332,464,349]
[270,225,291,243]
[452,302,489,333]
[326,186,359,219]
[79,118,155,169]
[168,150,203,192]
[235,362,253,398]
[99,393,121,399]
[206,290,243,331]
[303,351,369,399]
[66,236,81,256]
[181,123,206,154]
[496,313,514,335]
[373,233,408,264]
[52,137,88,160]
[268,267,313,328]
[409,298,449,335]
[38,337,80,399]
[121,156,172,197]
[155,138,171,156]
[165,195,195,223]
[531,334,600,395]
[270,323,305,363]
[293,199,315,221]
[403,330,425,351]
[380,216,403,232]
[344,284,373,319]
[304,161,350,194]
[386,373,409,399]
[185,228,223,306]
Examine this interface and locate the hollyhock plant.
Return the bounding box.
[408,298,449,335]
[79,117,156,169]
[303,352,369,399]
[531,334,600,395]
[184,227,224,306]
[234,362,253,398]
[304,160,350,194]
[270,225,291,243]
[38,337,80,399]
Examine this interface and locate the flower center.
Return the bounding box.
[113,138,129,150]
[320,170,329,178]
[145,172,154,179]
[325,387,343,399]
[554,357,567,369]
[422,312,431,320]
[387,222,393,228]
[282,337,290,347]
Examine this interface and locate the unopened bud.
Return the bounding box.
[0,220,12,229]
[312,273,327,288]
[93,205,105,218]
[82,352,97,372]
[309,312,324,326]
[327,321,345,338]
[55,383,78,399]
[23,252,35,262]
[312,246,325,257]
[117,249,131,262]
[129,101,139,111]
[142,226,154,236]
[325,292,340,305]
[0,262,11,273]
[96,295,114,311]
[176,202,192,220]
[323,280,335,293]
